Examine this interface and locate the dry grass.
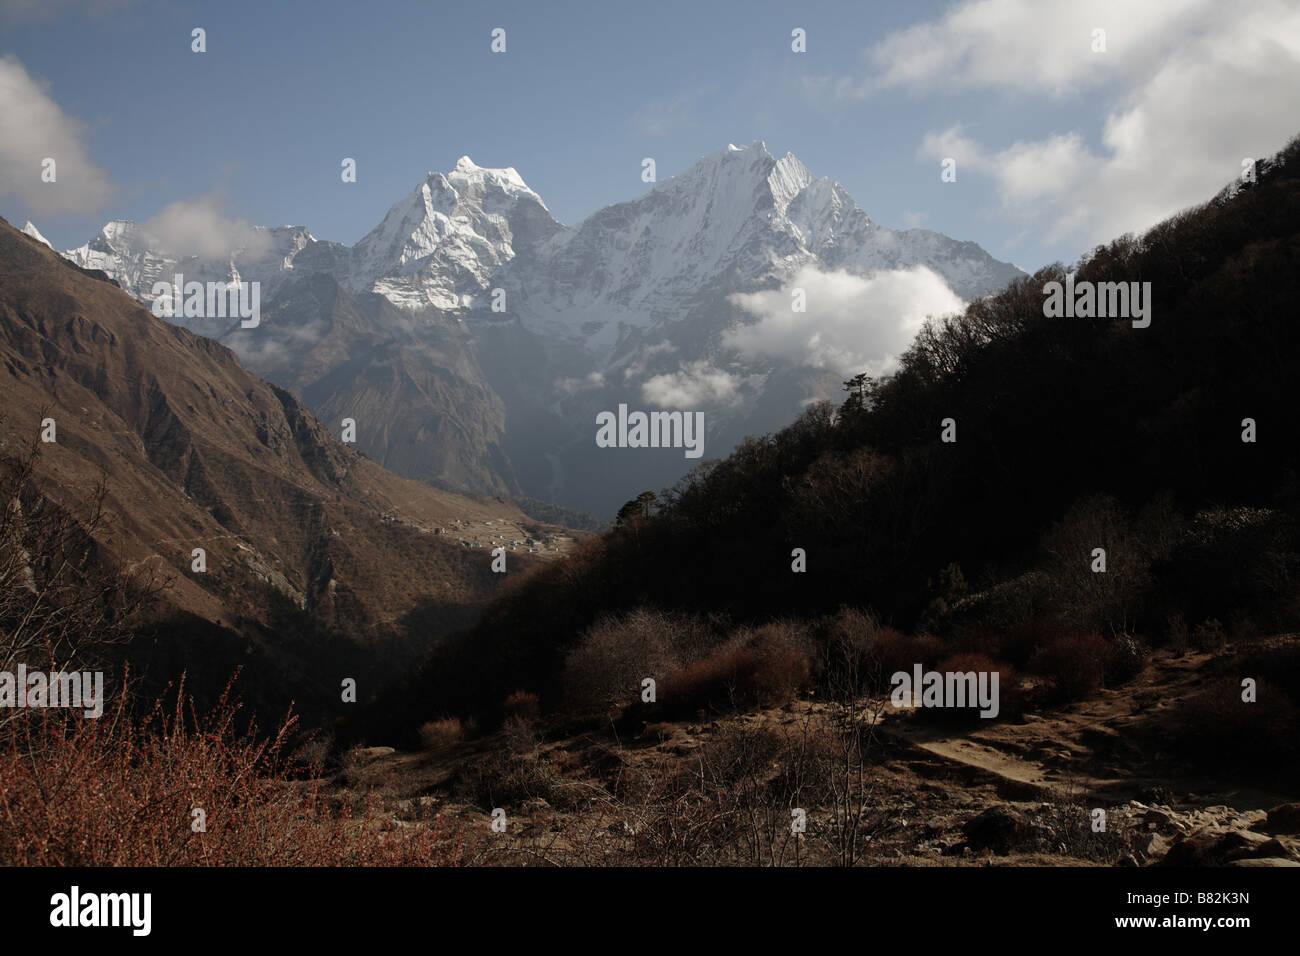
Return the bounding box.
[0,673,471,866]
[419,717,467,754]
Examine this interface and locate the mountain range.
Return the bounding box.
[50,142,1024,516]
[0,217,568,718]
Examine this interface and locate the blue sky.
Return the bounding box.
[4,0,1299,275]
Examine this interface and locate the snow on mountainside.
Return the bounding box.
[63,142,1021,333]
[508,143,1018,356]
[21,221,52,248]
[509,144,816,350]
[57,143,1025,514]
[348,156,563,311]
[63,220,347,333]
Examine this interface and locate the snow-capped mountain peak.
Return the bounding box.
[51,142,1027,517]
[21,221,52,248]
[346,157,562,310]
[445,157,545,205]
[59,142,1022,338]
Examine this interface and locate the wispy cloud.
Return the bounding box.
[0,54,112,215]
[842,0,1300,247]
[631,84,719,136]
[141,195,272,260]
[846,0,1217,99]
[641,359,741,409]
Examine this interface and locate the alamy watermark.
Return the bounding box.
[0,666,104,718]
[1042,274,1151,328]
[890,664,1000,718]
[50,886,150,936]
[595,403,705,459]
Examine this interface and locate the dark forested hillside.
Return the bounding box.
[361,135,1300,743]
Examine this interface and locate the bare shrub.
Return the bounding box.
[1191,617,1227,652]
[1165,612,1190,651]
[453,745,565,811]
[1035,797,1142,864]
[580,706,884,867]
[817,606,882,697]
[1041,495,1151,634]
[1105,633,1150,684]
[0,674,469,865]
[419,717,466,753]
[562,608,713,713]
[0,439,167,722]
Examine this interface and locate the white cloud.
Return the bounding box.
[555,371,606,395]
[854,0,1217,99]
[288,320,327,343]
[621,341,677,382]
[225,332,288,368]
[873,0,1300,246]
[725,265,965,378]
[641,360,741,409]
[141,196,273,260]
[0,54,111,215]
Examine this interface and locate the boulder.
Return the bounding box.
[1244,836,1300,861]
[962,806,1044,855]
[1226,857,1300,867]
[1264,803,1300,835]
[1137,832,1169,863]
[1160,828,1270,866]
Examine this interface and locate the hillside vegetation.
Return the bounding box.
[360,135,1300,782]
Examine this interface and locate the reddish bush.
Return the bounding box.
[748,625,814,706]
[662,627,812,715]
[502,690,541,723]
[0,675,469,866]
[663,642,750,714]
[976,614,1065,668]
[1179,678,1297,765]
[906,652,1021,722]
[871,629,945,685]
[1029,634,1109,701]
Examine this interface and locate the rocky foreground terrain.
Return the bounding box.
[330,638,1300,866]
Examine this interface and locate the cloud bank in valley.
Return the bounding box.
[725,265,966,379]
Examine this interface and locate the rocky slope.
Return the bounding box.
[0,216,567,718]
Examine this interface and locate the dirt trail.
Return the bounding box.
[878,648,1295,812]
